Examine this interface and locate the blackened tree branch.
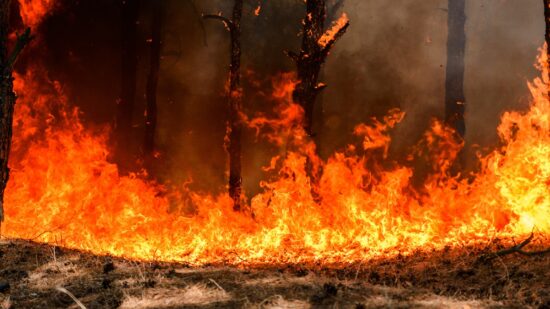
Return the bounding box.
[480,233,550,262]
[7,28,32,69]
[202,14,236,34]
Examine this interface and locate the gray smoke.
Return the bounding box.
[38,0,546,193]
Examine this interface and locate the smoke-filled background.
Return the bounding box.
[17,0,545,195]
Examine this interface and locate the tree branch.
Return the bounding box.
[320,20,349,59]
[202,14,235,34]
[480,233,550,262]
[7,28,32,69]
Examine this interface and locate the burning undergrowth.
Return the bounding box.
[1,53,548,266]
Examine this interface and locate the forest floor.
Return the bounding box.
[0,237,549,309]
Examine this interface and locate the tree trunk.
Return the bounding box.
[544,0,550,83]
[144,0,163,168]
[287,0,348,196]
[0,0,31,221]
[227,0,244,212]
[293,0,327,138]
[115,0,140,169]
[0,0,11,223]
[204,0,244,211]
[444,0,466,138]
[290,0,348,138]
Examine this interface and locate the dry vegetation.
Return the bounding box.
[0,237,549,308]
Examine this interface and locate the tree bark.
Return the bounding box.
[444,0,466,138]
[544,0,550,83]
[115,0,140,169]
[144,0,163,168]
[0,0,31,221]
[204,0,244,211]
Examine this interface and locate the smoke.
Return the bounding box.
[29,0,545,193]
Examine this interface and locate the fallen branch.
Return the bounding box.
[481,233,550,262]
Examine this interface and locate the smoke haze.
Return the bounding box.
[26,0,545,193]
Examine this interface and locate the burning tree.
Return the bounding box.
[287,0,349,138]
[0,0,31,221]
[286,0,349,193]
[204,0,244,211]
[444,0,466,138]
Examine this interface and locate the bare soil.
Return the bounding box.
[0,237,549,308]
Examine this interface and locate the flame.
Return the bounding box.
[0,7,549,266]
[254,3,262,16]
[17,0,55,29]
[318,13,349,48]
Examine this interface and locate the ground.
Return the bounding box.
[0,238,549,308]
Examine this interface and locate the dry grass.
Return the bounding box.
[120,284,231,308]
[0,238,548,308]
[0,296,10,309]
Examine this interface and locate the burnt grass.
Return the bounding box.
[0,237,549,308]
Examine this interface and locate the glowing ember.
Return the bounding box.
[1,2,548,266]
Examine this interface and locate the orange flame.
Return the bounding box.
[2,59,548,265]
[318,13,349,48]
[1,9,549,266]
[17,0,55,29]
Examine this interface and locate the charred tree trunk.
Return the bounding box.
[0,0,31,221]
[144,0,163,168]
[293,1,326,138]
[204,0,244,211]
[115,0,140,169]
[287,0,348,196]
[444,0,466,138]
[544,0,550,82]
[289,0,349,138]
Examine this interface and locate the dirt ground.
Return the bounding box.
[0,237,549,308]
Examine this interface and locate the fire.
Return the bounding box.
[1,4,548,266]
[318,13,349,48]
[17,0,55,29]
